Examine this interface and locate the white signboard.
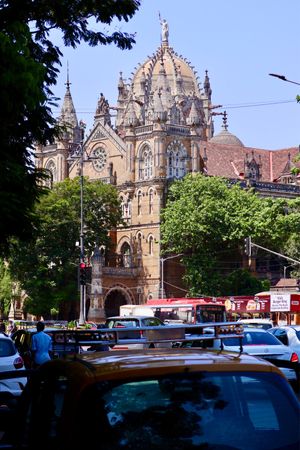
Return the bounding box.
[270,293,290,312]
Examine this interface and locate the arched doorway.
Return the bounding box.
[104,289,130,317]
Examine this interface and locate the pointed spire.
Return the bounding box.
[153,89,167,122]
[118,71,125,91]
[59,65,79,137]
[187,99,200,125]
[125,97,138,127]
[204,70,212,99]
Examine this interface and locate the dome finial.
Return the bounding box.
[222,111,228,131]
[65,61,71,90]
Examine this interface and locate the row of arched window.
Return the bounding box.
[120,188,155,219]
[119,234,155,267]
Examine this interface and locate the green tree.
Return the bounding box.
[9,177,123,318]
[0,259,13,317]
[161,174,300,296]
[0,0,140,253]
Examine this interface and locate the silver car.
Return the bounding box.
[183,327,299,388]
[104,316,167,349]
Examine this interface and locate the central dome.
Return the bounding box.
[115,23,213,139]
[131,45,201,98]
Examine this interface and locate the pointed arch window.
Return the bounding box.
[120,242,131,268]
[149,189,154,214]
[167,141,187,179]
[139,145,153,180]
[120,195,131,220]
[45,160,57,187]
[148,235,154,255]
[137,190,142,215]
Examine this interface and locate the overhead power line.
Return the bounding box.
[51,98,296,117]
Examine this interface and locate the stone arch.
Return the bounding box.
[104,285,133,317]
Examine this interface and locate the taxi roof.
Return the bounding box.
[40,347,284,386]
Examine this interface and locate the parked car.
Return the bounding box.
[0,327,299,449]
[181,327,300,390]
[0,333,27,397]
[237,318,273,330]
[268,325,300,359]
[104,315,166,349]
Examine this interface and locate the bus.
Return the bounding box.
[146,298,227,324]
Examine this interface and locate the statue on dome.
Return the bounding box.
[159,13,169,42]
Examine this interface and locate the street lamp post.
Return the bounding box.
[67,121,87,326]
[269,73,300,86]
[160,253,184,298]
[79,128,86,326]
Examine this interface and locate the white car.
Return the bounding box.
[0,333,27,397]
[182,327,299,388]
[237,318,273,330]
[268,325,300,360]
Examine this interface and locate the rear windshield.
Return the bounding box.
[0,338,16,357]
[224,331,283,347]
[78,371,300,449]
[105,319,140,328]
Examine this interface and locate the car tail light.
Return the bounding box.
[290,352,299,363]
[140,329,144,337]
[13,356,24,369]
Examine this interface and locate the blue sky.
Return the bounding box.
[51,0,300,150]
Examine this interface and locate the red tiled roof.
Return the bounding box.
[202,141,299,182]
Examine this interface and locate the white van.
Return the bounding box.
[119,304,155,317]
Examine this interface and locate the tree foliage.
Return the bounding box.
[0,259,13,317]
[0,0,140,253]
[161,175,300,296]
[8,177,123,318]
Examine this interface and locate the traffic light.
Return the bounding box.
[79,262,87,285]
[244,237,251,256]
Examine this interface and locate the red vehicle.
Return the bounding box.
[146,297,227,324]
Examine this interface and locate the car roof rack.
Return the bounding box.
[46,321,244,353]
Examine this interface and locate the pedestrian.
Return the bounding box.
[0,322,8,336]
[31,321,52,368]
[7,319,18,338]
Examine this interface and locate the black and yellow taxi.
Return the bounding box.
[0,323,299,450]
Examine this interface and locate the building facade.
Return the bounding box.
[35,22,300,319]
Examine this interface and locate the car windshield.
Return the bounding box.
[78,372,299,449]
[0,338,16,357]
[224,331,282,347]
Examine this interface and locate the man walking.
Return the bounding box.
[31,321,52,367]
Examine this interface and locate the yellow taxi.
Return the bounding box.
[1,323,299,450]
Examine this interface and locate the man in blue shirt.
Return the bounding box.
[31,321,52,367]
